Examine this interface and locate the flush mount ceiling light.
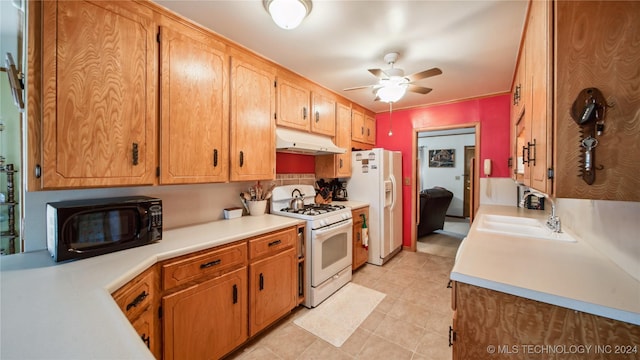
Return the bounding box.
[263,0,312,30]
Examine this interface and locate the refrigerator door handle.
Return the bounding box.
[389,175,397,210]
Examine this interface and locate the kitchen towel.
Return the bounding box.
[293,283,385,347]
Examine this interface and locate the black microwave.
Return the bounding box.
[47,196,162,262]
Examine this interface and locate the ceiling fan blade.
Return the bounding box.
[407,84,433,95]
[343,85,373,91]
[406,67,442,82]
[368,68,389,79]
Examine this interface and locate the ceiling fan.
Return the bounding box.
[344,52,442,103]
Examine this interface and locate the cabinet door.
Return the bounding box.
[249,248,296,336]
[315,102,352,178]
[528,0,552,194]
[276,75,310,131]
[41,0,157,188]
[311,92,336,136]
[163,267,247,360]
[159,24,229,184]
[229,51,276,181]
[351,108,366,142]
[364,114,376,144]
[335,103,353,177]
[352,207,369,270]
[131,308,159,359]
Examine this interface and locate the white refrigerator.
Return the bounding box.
[347,149,403,266]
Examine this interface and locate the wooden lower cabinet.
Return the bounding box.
[162,267,248,360]
[249,248,297,336]
[451,282,640,360]
[112,266,161,359]
[352,207,369,270]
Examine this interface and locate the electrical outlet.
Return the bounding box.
[404,177,410,186]
[455,176,460,180]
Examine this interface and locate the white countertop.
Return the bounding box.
[0,215,303,360]
[451,205,640,325]
[333,199,369,210]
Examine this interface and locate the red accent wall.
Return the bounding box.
[276,152,315,173]
[375,94,511,247]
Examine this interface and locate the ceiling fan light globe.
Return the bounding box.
[376,83,407,103]
[266,0,310,30]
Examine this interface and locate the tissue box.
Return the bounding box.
[223,207,243,219]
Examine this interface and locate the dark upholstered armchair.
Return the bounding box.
[417,187,454,237]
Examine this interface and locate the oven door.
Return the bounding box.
[311,218,353,287]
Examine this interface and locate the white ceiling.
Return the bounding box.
[154,0,528,113]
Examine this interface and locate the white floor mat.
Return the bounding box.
[293,282,386,347]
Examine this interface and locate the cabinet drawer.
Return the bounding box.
[249,227,295,261]
[162,242,247,290]
[113,268,156,321]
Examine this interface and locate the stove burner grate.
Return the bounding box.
[279,204,346,216]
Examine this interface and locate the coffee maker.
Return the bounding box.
[333,180,348,201]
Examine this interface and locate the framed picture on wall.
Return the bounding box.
[429,149,455,167]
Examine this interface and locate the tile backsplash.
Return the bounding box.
[275,173,316,186]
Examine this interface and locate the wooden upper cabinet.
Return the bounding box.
[511,0,551,193]
[316,101,352,178]
[527,0,552,194]
[311,90,336,136]
[41,0,157,188]
[553,1,640,201]
[276,73,311,131]
[364,113,376,145]
[159,23,229,184]
[229,50,276,181]
[351,107,366,143]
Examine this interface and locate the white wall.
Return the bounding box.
[419,133,475,217]
[479,178,518,206]
[558,198,640,282]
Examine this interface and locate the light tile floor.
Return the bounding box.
[227,250,457,360]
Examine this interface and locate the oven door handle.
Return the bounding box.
[313,219,353,238]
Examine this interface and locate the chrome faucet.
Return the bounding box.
[520,190,562,233]
[544,196,562,233]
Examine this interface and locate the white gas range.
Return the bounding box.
[270,185,353,308]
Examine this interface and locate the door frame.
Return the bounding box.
[409,122,481,252]
[463,145,475,218]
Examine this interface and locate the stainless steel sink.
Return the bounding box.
[476,214,576,242]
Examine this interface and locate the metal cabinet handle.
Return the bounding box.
[268,239,282,247]
[239,151,244,167]
[141,333,150,348]
[449,326,456,347]
[339,159,343,168]
[303,107,307,119]
[132,143,139,166]
[232,284,238,304]
[213,149,218,167]
[200,259,221,269]
[126,290,148,311]
[259,273,264,291]
[315,111,320,123]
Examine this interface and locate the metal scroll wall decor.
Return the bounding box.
[570,88,609,185]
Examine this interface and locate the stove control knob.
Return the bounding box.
[320,219,326,227]
[342,214,348,220]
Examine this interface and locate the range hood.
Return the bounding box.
[276,128,346,155]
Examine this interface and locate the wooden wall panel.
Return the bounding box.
[454,283,640,360]
[554,1,640,200]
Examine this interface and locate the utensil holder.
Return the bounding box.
[247,200,267,216]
